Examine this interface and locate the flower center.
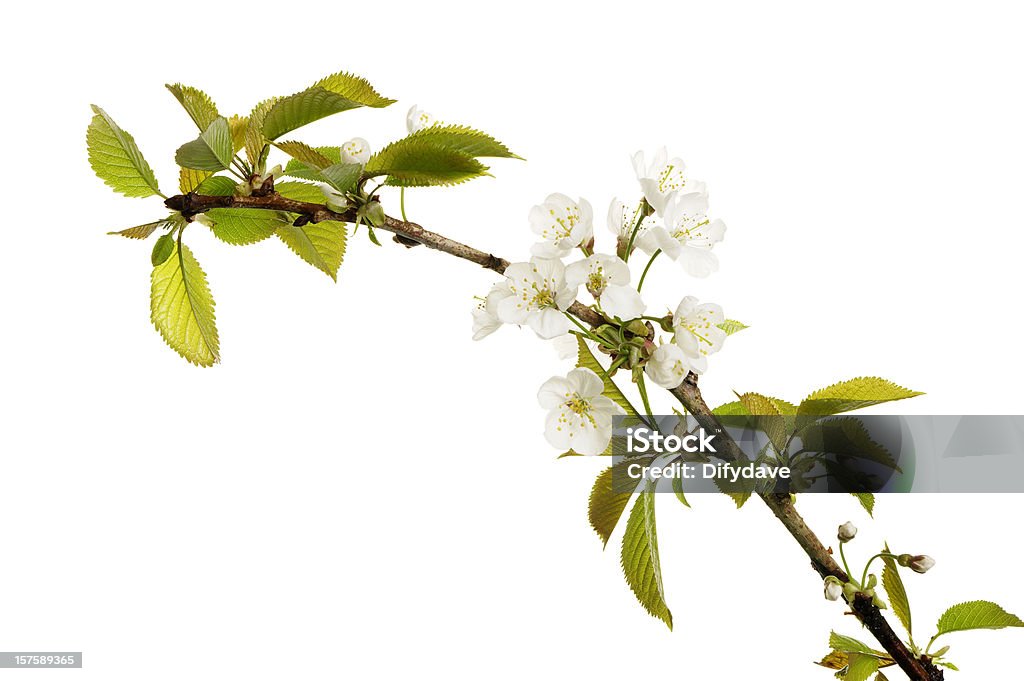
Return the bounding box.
[566,395,592,416]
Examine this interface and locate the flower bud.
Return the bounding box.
[823,576,843,601]
[907,555,935,574]
[837,521,858,543]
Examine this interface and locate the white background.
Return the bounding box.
[2,1,1023,678]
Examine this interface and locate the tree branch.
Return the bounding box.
[164,191,943,680]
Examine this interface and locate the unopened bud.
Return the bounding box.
[823,576,843,601]
[907,555,935,574]
[837,521,858,543]
[363,201,386,227]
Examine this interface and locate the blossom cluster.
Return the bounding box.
[472,149,731,455]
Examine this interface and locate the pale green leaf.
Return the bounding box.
[276,182,347,280]
[717,319,749,336]
[228,114,247,154]
[195,175,236,196]
[576,336,640,417]
[588,456,653,547]
[151,239,219,367]
[206,208,289,245]
[283,146,342,181]
[87,105,162,198]
[620,487,672,629]
[108,217,175,240]
[274,141,334,171]
[320,163,362,194]
[845,653,881,681]
[365,139,489,187]
[853,492,876,516]
[179,167,212,193]
[262,70,394,140]
[936,601,1024,636]
[175,117,234,171]
[405,124,521,158]
[798,377,923,416]
[829,632,882,656]
[245,97,278,168]
[165,83,220,130]
[882,546,912,638]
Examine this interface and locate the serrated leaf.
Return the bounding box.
[276,182,347,280]
[817,649,895,672]
[717,319,749,336]
[853,492,875,516]
[738,392,789,452]
[262,70,394,140]
[151,233,175,266]
[320,163,362,194]
[165,83,220,130]
[228,115,247,154]
[87,105,162,198]
[175,117,234,171]
[206,208,289,245]
[845,654,881,681]
[274,141,334,171]
[108,219,170,239]
[245,97,278,168]
[405,124,521,159]
[195,175,236,196]
[283,146,342,181]
[151,239,219,367]
[366,139,489,187]
[829,632,882,655]
[179,167,212,193]
[671,474,690,508]
[801,417,902,472]
[798,377,923,416]
[882,547,912,638]
[588,456,653,547]
[576,336,640,417]
[620,487,672,629]
[935,601,1024,636]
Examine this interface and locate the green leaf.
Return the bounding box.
[671,474,690,508]
[717,319,749,336]
[206,208,290,245]
[165,83,220,130]
[320,163,363,194]
[195,175,237,196]
[276,182,348,280]
[576,336,640,417]
[87,105,162,198]
[245,97,278,168]
[936,662,959,671]
[175,117,234,171]
[283,146,342,181]
[801,417,902,472]
[798,377,923,416]
[882,547,912,638]
[262,70,394,141]
[588,456,654,547]
[179,167,212,193]
[935,601,1024,636]
[405,124,521,159]
[738,392,789,452]
[620,487,672,629]
[365,139,489,187]
[151,233,175,266]
[845,653,881,681]
[151,239,219,367]
[853,492,875,516]
[829,632,882,656]
[227,114,247,154]
[108,217,174,240]
[274,141,334,171]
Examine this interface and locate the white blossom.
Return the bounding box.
[538,368,624,455]
[340,137,371,165]
[565,254,646,320]
[838,521,858,543]
[672,296,726,367]
[529,193,594,258]
[645,343,697,389]
[497,258,578,339]
[632,147,706,216]
[823,576,844,601]
[406,105,436,133]
[471,282,513,340]
[903,555,935,574]
[643,191,726,278]
[550,334,579,360]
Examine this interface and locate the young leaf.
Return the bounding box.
[853,492,875,516]
[109,219,169,240]
[576,336,640,417]
[175,117,234,171]
[320,163,362,194]
[151,233,175,266]
[245,97,278,168]
[283,146,342,181]
[276,182,347,280]
[620,487,672,629]
[588,456,653,547]
[881,547,912,638]
[151,239,219,366]
[179,167,212,193]
[165,83,220,130]
[87,105,162,198]
[365,139,489,187]
[717,319,749,336]
[262,70,395,140]
[798,377,923,416]
[194,175,237,196]
[405,124,521,159]
[205,208,289,245]
[935,601,1024,636]
[829,631,883,656]
[274,141,334,171]
[228,114,247,154]
[845,653,881,681]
